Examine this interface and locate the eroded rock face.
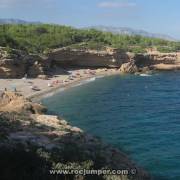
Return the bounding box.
[0,92,151,180]
[0,58,26,78]
[0,48,25,78]
[148,53,179,64]
[0,48,52,78]
[26,55,52,78]
[49,48,180,72]
[136,52,180,65]
[0,48,27,78]
[120,62,138,73]
[1,46,180,78]
[0,91,47,114]
[48,47,130,68]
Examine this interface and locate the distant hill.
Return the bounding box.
[86,26,176,41]
[0,18,41,25]
[0,18,176,41]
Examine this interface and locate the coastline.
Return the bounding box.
[29,75,102,102]
[0,68,121,102]
[1,21,179,180]
[0,90,151,180]
[30,72,120,102]
[0,69,152,179]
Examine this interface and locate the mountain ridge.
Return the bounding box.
[0,18,41,25]
[86,25,176,41]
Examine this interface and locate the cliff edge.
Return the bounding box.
[0,91,151,180]
[1,46,180,78]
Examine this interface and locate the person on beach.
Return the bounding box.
[48,83,53,87]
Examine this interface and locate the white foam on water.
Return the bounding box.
[97,75,105,79]
[73,83,83,87]
[73,77,96,87]
[40,77,97,100]
[85,77,96,82]
[42,88,66,98]
[139,74,152,77]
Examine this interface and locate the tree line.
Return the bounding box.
[0,24,180,54]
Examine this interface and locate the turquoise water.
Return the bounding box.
[42,72,180,180]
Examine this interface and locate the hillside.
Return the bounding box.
[0,24,180,54]
[0,19,176,41]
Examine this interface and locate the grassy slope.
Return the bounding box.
[0,24,180,54]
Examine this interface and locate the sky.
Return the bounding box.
[1,0,180,39]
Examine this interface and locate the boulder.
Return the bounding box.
[0,91,47,114]
[120,62,138,73]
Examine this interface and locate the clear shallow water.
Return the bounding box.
[42,72,180,180]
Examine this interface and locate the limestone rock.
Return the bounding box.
[0,91,47,114]
[26,55,51,78]
[48,47,129,68]
[120,62,138,73]
[0,58,26,78]
[0,48,51,78]
[0,93,151,180]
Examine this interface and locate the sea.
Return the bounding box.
[42,71,180,180]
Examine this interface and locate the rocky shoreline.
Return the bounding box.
[1,47,180,79]
[1,46,180,179]
[0,91,151,180]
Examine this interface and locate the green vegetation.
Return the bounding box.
[0,112,122,180]
[0,24,180,54]
[0,112,21,140]
[0,144,96,180]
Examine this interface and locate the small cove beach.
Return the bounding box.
[0,68,120,101]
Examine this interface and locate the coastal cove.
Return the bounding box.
[42,72,180,180]
[1,21,180,180]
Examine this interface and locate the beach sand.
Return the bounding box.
[0,68,120,101]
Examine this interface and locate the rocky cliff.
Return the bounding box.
[0,91,151,180]
[0,48,26,78]
[46,48,180,73]
[0,91,47,114]
[48,47,130,68]
[121,52,180,73]
[0,48,51,78]
[49,48,180,72]
[1,47,180,78]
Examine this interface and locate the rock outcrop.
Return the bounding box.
[120,61,138,73]
[0,48,51,78]
[0,92,151,180]
[0,91,47,114]
[0,48,27,78]
[25,55,52,78]
[1,46,180,78]
[135,52,180,66]
[48,47,180,73]
[48,47,129,68]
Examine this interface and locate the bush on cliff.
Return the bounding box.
[0,143,108,180]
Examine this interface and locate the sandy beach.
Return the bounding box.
[0,68,120,101]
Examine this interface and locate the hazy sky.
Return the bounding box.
[1,0,180,38]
